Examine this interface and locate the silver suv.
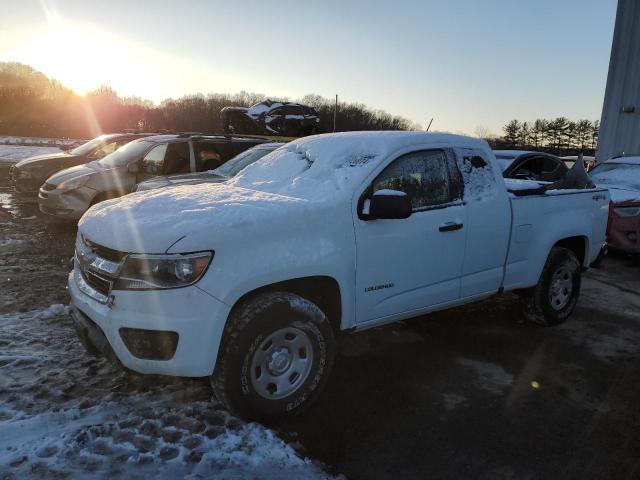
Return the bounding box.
[38,134,270,220]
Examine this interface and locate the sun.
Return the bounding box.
[3,2,163,100]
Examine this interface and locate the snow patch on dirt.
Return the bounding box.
[458,358,514,395]
[0,307,335,479]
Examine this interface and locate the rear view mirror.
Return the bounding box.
[127,162,139,173]
[366,190,412,220]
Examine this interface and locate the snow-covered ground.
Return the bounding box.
[0,136,82,148]
[0,145,62,166]
[0,305,335,479]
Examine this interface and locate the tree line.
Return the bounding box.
[0,62,419,139]
[496,118,599,155]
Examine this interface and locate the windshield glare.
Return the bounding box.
[98,140,153,168]
[212,147,277,177]
[589,163,640,190]
[70,135,112,156]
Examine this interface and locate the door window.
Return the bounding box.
[140,144,168,175]
[373,150,452,210]
[162,142,191,174]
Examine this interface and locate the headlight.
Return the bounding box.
[58,176,89,191]
[115,252,213,290]
[614,206,640,217]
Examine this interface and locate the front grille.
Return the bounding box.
[42,183,57,191]
[76,236,127,301]
[83,270,112,296]
[84,238,127,262]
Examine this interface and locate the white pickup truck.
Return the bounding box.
[69,132,609,421]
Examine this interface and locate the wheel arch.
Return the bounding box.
[553,235,588,267]
[228,276,343,336]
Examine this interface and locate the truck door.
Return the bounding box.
[454,148,511,297]
[354,149,467,323]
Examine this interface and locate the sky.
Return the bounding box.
[0,0,618,135]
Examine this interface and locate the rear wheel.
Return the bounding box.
[211,292,335,422]
[521,247,581,326]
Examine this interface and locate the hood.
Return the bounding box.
[15,152,75,168]
[606,185,640,203]
[78,182,308,253]
[136,172,225,192]
[46,162,103,185]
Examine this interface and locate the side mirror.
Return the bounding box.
[127,162,140,173]
[366,190,412,220]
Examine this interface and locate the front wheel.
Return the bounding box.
[211,292,335,422]
[521,246,582,326]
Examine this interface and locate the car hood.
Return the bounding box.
[606,185,640,203]
[46,162,103,185]
[136,172,226,191]
[15,152,76,168]
[78,183,309,253]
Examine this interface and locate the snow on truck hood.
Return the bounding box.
[79,183,307,253]
[79,131,488,252]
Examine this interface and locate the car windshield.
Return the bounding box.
[70,135,114,156]
[98,140,154,168]
[212,146,278,177]
[589,163,640,190]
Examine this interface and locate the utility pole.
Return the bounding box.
[333,95,338,132]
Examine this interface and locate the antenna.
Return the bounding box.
[426,118,434,132]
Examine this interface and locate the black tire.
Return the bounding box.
[211,291,335,422]
[521,247,581,326]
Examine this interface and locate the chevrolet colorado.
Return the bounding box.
[68,131,609,421]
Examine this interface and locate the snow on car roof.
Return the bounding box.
[230,131,488,200]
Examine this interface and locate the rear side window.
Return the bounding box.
[373,150,453,210]
[194,142,225,171]
[455,148,497,201]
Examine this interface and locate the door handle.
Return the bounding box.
[438,222,464,232]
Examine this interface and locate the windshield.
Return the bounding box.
[98,140,154,168]
[589,163,640,190]
[212,146,278,177]
[70,135,113,156]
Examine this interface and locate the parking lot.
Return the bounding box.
[1,163,639,479]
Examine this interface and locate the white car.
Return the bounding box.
[69,132,609,421]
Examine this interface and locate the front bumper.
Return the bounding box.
[38,186,93,219]
[68,268,230,377]
[10,167,42,193]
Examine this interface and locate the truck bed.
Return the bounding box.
[503,181,610,290]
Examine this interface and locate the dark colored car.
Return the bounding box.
[493,150,568,181]
[11,133,154,194]
[589,155,640,254]
[221,100,320,137]
[38,133,271,220]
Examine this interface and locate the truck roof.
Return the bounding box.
[230,131,489,200]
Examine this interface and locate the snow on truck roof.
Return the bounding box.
[229,131,488,199]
